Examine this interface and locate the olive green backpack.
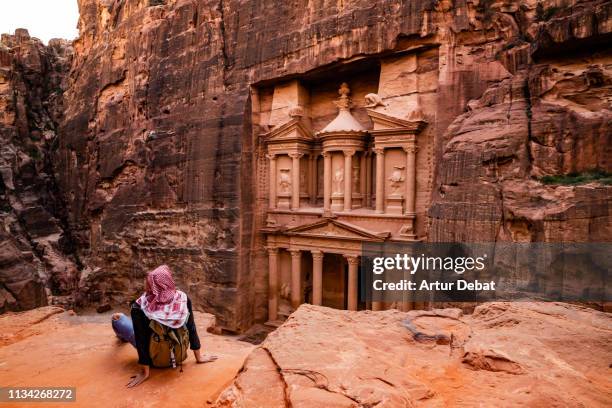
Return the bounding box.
[149,320,189,370]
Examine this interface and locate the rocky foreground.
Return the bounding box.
[0,302,610,407]
[216,302,612,407]
[0,307,254,407]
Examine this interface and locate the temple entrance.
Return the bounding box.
[322,253,346,309]
[319,253,367,311]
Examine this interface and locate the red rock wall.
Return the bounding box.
[428,0,612,243]
[44,0,612,330]
[55,0,438,331]
[0,30,76,312]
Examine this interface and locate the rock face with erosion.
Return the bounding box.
[0,0,609,330]
[216,303,612,407]
[0,30,76,313]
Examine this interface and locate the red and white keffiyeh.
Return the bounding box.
[136,265,189,328]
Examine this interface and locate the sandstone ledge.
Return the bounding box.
[0,308,254,407]
[216,303,612,407]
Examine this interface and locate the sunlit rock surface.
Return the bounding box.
[216,302,612,407]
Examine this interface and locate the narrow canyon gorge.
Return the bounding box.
[0,0,610,406]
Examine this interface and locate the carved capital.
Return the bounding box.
[289,248,301,257]
[403,145,418,154]
[345,255,359,265]
[289,152,304,160]
[288,105,305,118]
[321,151,331,158]
[343,149,356,157]
[266,152,278,160]
[373,147,385,156]
[266,247,279,256]
[311,250,323,261]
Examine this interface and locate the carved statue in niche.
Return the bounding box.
[280,283,290,300]
[352,164,360,192]
[389,165,405,195]
[279,168,291,194]
[300,169,307,192]
[333,166,344,194]
[317,159,324,196]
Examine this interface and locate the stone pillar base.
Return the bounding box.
[351,193,363,209]
[331,194,344,211]
[386,194,404,214]
[277,194,291,209]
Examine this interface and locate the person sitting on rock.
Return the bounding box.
[111,264,218,387]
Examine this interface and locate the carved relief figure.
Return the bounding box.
[333,166,344,194]
[280,283,290,300]
[352,164,360,192]
[279,168,291,194]
[300,169,307,192]
[364,93,387,108]
[389,165,405,195]
[317,159,324,196]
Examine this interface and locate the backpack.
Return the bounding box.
[149,320,189,369]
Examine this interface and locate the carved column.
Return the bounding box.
[289,153,303,210]
[308,153,316,205]
[360,152,367,207]
[268,153,277,210]
[343,150,354,211]
[289,249,301,310]
[323,152,332,213]
[311,250,323,306]
[366,152,372,208]
[404,144,417,216]
[374,147,385,213]
[346,255,359,311]
[267,247,279,321]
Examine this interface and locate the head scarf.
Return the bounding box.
[136,265,189,328]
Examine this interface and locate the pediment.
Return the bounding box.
[286,219,389,242]
[264,118,314,143]
[366,109,426,132]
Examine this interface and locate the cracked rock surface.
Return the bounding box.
[216,303,612,407]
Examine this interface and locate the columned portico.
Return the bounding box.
[261,83,428,323]
[264,218,389,319]
[290,153,303,210]
[323,152,332,213]
[343,150,354,211]
[289,248,301,310]
[404,144,417,216]
[311,250,323,305]
[268,154,277,210]
[345,255,359,311]
[374,147,385,213]
[308,153,317,205]
[267,247,279,321]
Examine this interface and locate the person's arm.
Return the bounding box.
[186,298,201,350]
[186,297,218,364]
[127,303,151,387]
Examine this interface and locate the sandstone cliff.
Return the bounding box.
[429,2,612,242]
[216,303,612,407]
[0,0,609,330]
[0,30,77,312]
